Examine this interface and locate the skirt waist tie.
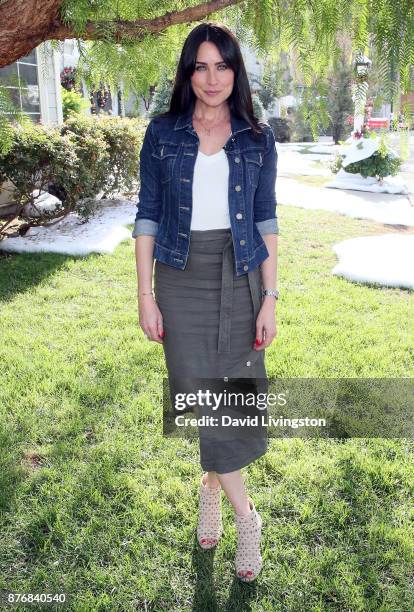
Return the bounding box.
[217,233,261,354]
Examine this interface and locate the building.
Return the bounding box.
[0,41,63,126]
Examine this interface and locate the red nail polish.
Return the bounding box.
[160,330,165,338]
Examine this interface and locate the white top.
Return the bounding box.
[190,148,231,230]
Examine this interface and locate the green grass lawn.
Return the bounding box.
[0,205,413,611]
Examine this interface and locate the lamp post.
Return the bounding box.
[352,53,372,136]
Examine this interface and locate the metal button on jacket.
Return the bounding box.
[236,213,243,219]
[235,185,241,191]
[240,239,245,245]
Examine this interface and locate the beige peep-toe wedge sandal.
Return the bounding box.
[234,497,263,582]
[197,473,223,550]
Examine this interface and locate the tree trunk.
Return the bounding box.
[0,0,63,67]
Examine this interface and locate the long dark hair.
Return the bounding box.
[157,22,264,139]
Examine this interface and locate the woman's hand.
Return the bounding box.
[138,295,165,344]
[253,297,277,350]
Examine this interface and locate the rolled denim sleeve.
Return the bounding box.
[253,125,279,235]
[131,120,162,238]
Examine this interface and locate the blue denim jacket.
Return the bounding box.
[132,105,279,276]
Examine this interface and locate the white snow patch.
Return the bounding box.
[332,234,414,289]
[22,190,63,216]
[0,198,138,255]
[326,169,408,195]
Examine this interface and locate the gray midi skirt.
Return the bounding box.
[154,228,269,474]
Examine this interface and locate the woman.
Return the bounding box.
[133,22,279,582]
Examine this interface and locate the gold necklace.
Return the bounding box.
[193,113,231,136]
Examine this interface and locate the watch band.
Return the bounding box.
[262,289,279,299]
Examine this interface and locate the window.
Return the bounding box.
[0,49,41,123]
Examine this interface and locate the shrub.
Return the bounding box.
[60,116,110,202]
[343,150,401,180]
[59,115,110,208]
[330,139,402,181]
[267,117,291,142]
[0,116,147,239]
[329,153,344,175]
[0,123,90,234]
[61,87,90,120]
[60,115,146,198]
[88,116,146,198]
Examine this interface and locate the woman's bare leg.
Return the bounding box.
[205,471,221,488]
[214,469,251,515]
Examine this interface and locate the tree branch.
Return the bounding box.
[48,0,242,41]
[0,0,243,67]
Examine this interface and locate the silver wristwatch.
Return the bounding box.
[262,288,279,299]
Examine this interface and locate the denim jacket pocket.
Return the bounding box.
[152,142,178,184]
[244,150,264,187]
